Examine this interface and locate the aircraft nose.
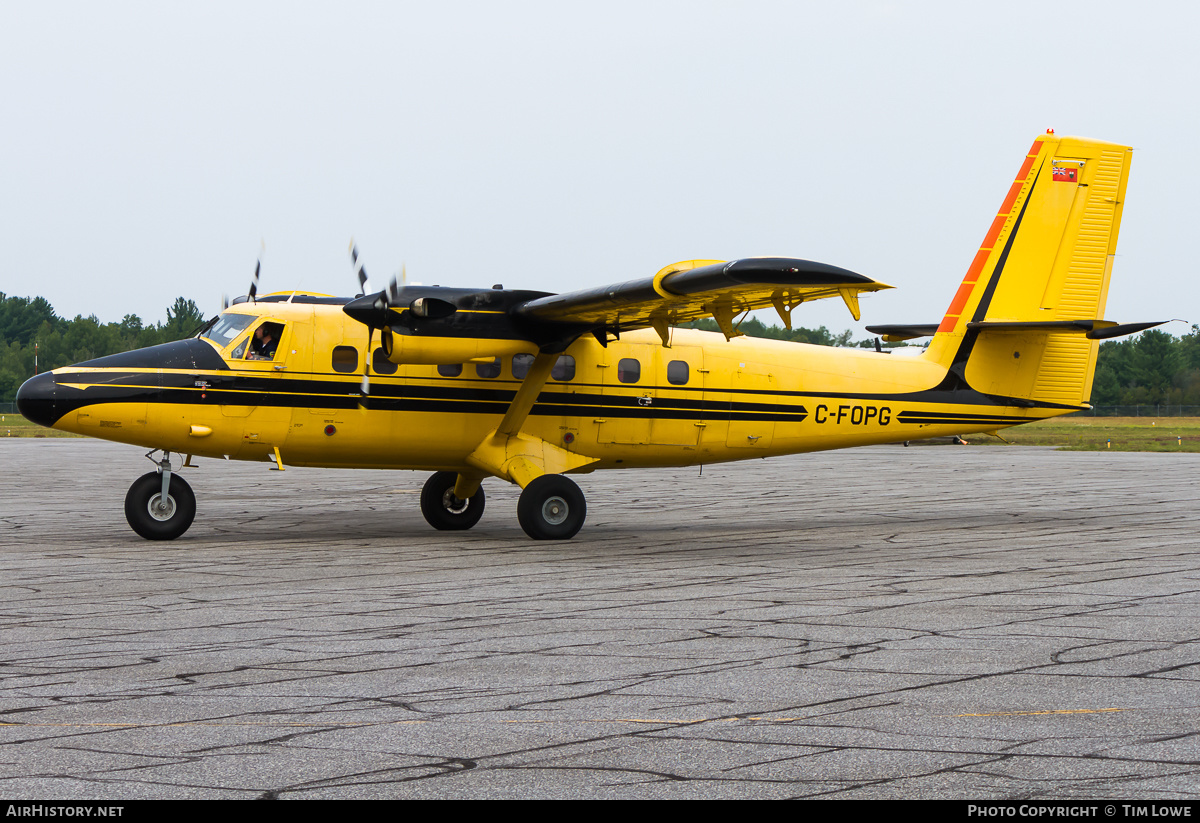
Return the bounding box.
[16,372,60,428]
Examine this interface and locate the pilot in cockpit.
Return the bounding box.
[248,323,282,360]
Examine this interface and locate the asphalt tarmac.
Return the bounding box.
[1,439,1198,799]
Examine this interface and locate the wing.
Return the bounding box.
[515,257,891,343]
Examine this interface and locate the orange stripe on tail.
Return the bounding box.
[936,139,1045,332]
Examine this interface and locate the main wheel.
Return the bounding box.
[124,471,196,540]
[420,471,486,531]
[517,475,586,540]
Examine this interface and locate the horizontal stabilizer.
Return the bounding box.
[867,319,1166,343]
[864,323,939,341]
[1083,321,1168,340]
[966,319,1166,339]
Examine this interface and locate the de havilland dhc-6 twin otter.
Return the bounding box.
[17,132,1163,541]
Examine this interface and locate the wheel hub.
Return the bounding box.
[542,496,569,525]
[148,493,176,522]
[441,489,469,515]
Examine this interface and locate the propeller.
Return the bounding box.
[349,243,373,404]
[349,242,390,407]
[343,243,457,406]
[353,271,403,407]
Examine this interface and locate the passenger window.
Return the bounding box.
[552,355,575,382]
[512,353,535,380]
[373,348,397,375]
[667,360,689,385]
[437,364,463,377]
[617,358,640,384]
[332,345,358,373]
[475,358,501,379]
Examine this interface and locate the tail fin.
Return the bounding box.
[925,133,1133,407]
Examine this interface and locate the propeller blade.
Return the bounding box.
[350,241,370,296]
[358,327,374,409]
[221,293,230,311]
[249,259,260,302]
[388,272,400,305]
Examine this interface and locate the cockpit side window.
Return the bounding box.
[247,322,285,361]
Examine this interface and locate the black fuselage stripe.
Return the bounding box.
[895,411,1029,422]
[51,365,1075,413]
[44,379,1041,429]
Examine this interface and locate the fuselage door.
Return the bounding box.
[596,344,705,446]
[217,319,294,456]
[597,343,655,444]
[723,360,777,449]
[650,346,704,447]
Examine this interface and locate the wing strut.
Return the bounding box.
[496,351,558,437]
[463,349,598,492]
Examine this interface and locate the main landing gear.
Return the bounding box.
[420,471,486,531]
[418,471,587,540]
[124,451,195,540]
[516,475,586,540]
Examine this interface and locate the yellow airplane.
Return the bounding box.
[17,132,1161,541]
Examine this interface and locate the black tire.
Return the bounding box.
[124,471,196,540]
[517,475,586,540]
[420,471,486,531]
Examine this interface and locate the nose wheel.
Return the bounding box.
[517,475,586,540]
[124,471,196,540]
[420,471,486,530]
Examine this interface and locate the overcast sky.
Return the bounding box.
[1,1,1195,339]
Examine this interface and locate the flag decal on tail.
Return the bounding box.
[1052,163,1080,182]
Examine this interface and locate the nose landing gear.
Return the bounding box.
[124,450,196,540]
[124,451,194,542]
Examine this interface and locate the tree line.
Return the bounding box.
[1,293,1197,407]
[0,294,205,403]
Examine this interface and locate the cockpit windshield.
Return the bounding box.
[200,313,256,349]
